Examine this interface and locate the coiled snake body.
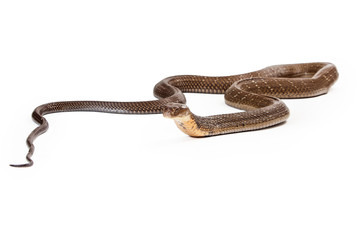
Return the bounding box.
[11,62,338,167]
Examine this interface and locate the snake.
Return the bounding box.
[10,62,338,167]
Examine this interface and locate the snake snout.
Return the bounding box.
[163,103,189,119]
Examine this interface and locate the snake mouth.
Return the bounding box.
[163,103,190,119]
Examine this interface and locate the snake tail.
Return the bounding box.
[10,100,174,167]
[11,106,49,167]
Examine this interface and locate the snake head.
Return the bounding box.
[163,103,190,119]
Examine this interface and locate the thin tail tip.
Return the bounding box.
[10,162,33,168]
[10,157,34,168]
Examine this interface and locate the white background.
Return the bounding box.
[1,0,359,239]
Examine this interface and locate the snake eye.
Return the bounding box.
[173,107,182,116]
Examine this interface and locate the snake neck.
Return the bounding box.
[167,100,290,137]
[172,114,208,137]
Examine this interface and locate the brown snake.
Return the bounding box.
[11,62,338,167]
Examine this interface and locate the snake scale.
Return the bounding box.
[11,62,338,167]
